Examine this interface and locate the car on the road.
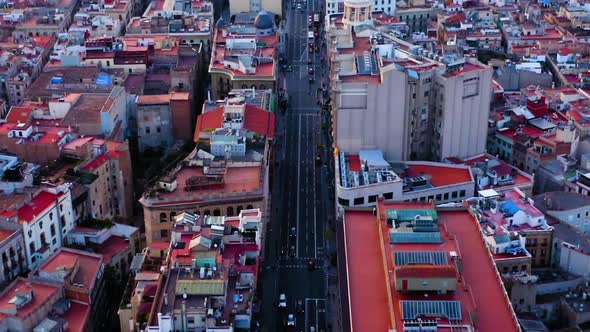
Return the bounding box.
[308,260,316,270]
[289,227,296,238]
[308,46,313,53]
[307,58,312,65]
[309,77,314,83]
[289,245,296,257]
[308,67,314,75]
[291,1,296,9]
[296,3,302,10]
[279,294,287,308]
[287,314,296,326]
[286,65,293,72]
[296,299,304,313]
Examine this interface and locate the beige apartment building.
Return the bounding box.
[328,1,492,161]
[229,0,282,15]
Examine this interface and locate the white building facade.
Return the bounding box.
[20,185,76,269]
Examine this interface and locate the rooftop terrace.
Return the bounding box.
[343,201,520,332]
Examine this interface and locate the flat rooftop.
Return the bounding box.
[457,154,533,190]
[39,249,102,289]
[343,210,394,331]
[141,164,262,207]
[478,189,551,232]
[343,202,519,331]
[0,278,60,320]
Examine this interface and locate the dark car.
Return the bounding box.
[308,67,314,75]
[296,300,304,313]
[289,227,296,238]
[308,260,316,270]
[289,245,296,257]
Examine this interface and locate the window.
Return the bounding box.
[29,242,35,253]
[187,318,195,324]
[459,190,466,197]
[60,216,66,228]
[160,213,167,223]
[338,198,349,206]
[160,229,169,238]
[156,127,161,133]
[39,221,43,229]
[145,127,151,134]
[368,195,377,203]
[451,191,458,199]
[60,204,63,212]
[28,230,32,238]
[383,192,393,200]
[354,197,364,206]
[50,225,56,237]
[444,193,449,200]
[52,238,57,245]
[436,194,442,201]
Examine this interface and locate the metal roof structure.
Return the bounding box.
[394,251,449,266]
[175,279,225,296]
[390,232,443,244]
[401,300,462,321]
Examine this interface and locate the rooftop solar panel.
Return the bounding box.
[394,251,449,266]
[401,301,462,321]
[390,232,443,244]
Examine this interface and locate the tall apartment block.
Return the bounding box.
[328,0,492,161]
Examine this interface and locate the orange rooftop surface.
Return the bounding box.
[0,278,60,320]
[343,201,520,332]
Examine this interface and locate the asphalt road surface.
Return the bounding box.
[258,0,329,331]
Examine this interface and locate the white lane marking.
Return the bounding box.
[296,114,301,258]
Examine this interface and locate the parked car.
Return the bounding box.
[296,3,302,10]
[296,299,304,313]
[308,260,316,270]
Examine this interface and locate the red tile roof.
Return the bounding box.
[244,105,275,138]
[193,105,275,140]
[18,191,63,224]
[0,278,60,320]
[6,106,33,124]
[194,107,224,141]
